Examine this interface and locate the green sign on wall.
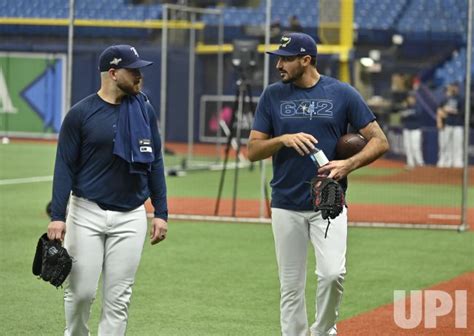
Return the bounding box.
[0,52,66,136]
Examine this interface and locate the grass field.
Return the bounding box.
[0,141,473,335]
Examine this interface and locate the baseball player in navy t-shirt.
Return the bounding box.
[47,45,168,336]
[436,82,465,168]
[248,33,389,336]
[400,91,425,168]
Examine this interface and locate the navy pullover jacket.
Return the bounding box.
[51,93,168,222]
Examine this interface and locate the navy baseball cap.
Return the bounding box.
[98,44,153,72]
[267,32,317,57]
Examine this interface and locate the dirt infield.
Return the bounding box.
[160,145,473,226]
[164,142,472,225]
[146,197,471,226]
[354,165,474,186]
[338,272,474,335]
[165,142,473,185]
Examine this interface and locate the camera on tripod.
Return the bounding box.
[215,39,269,217]
[231,39,259,81]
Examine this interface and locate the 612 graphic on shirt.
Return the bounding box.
[280,99,333,119]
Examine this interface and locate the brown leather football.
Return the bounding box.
[336,133,367,159]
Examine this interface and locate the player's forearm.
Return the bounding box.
[247,136,284,161]
[346,137,389,172]
[348,121,390,172]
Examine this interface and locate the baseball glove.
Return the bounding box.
[310,176,345,237]
[32,233,72,288]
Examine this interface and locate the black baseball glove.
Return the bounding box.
[310,176,345,237]
[32,233,73,288]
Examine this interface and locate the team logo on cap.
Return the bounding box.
[280,36,291,47]
[110,58,122,66]
[130,47,139,57]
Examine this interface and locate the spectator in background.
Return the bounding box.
[288,15,303,32]
[436,82,464,168]
[270,18,282,43]
[400,91,424,169]
[390,73,410,112]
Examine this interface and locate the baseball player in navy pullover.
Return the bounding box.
[47,45,168,336]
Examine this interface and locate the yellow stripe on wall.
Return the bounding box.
[196,42,350,59]
[0,17,204,30]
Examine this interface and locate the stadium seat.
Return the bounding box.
[0,0,469,44]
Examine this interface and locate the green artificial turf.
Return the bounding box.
[1,214,472,335]
[0,142,56,179]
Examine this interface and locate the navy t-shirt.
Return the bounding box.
[400,104,424,130]
[51,93,168,221]
[252,75,375,211]
[442,95,464,127]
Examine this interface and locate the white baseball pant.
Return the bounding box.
[63,195,147,336]
[437,125,464,168]
[403,128,424,167]
[437,127,449,167]
[271,207,347,336]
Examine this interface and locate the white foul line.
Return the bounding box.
[428,213,461,220]
[0,176,53,186]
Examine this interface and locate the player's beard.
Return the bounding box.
[281,66,304,84]
[117,79,141,96]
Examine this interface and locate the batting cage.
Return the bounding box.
[155,0,474,231]
[157,4,265,220]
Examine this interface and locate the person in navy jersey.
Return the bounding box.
[248,33,389,336]
[47,45,168,336]
[436,82,465,168]
[400,91,425,169]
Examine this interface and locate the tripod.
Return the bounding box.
[214,71,270,217]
